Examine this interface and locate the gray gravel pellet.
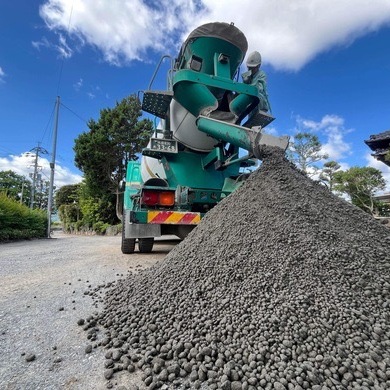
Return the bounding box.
[25,353,36,362]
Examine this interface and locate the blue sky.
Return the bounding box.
[1,0,390,190]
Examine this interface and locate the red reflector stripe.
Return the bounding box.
[147,211,201,225]
[149,211,174,224]
[179,213,200,224]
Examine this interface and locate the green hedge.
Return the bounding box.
[92,221,111,235]
[0,193,47,241]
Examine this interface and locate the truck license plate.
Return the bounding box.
[150,138,178,153]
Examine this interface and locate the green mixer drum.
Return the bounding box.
[177,22,248,77]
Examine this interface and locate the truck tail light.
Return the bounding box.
[159,191,175,206]
[142,190,159,206]
[142,190,175,207]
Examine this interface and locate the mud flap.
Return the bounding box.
[124,212,161,238]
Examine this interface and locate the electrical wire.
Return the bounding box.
[36,2,74,158]
[40,102,56,146]
[60,102,88,124]
[0,146,20,157]
[56,2,74,96]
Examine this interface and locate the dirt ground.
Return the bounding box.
[0,231,178,390]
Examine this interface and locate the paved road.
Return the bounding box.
[0,232,179,390]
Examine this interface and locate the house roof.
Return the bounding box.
[365,130,390,167]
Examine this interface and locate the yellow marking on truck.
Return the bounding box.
[147,211,201,224]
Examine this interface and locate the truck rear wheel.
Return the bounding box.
[138,237,154,253]
[121,224,136,254]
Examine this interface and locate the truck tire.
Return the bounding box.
[138,238,154,253]
[121,224,136,254]
[122,238,136,254]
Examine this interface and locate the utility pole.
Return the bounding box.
[29,143,48,209]
[47,96,60,238]
[20,181,25,204]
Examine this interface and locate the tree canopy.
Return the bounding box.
[73,95,153,224]
[0,170,32,206]
[74,95,152,196]
[333,166,386,215]
[288,132,328,175]
[55,183,81,209]
[319,161,341,191]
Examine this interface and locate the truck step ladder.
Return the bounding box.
[142,90,173,118]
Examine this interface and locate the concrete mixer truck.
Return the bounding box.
[120,22,288,253]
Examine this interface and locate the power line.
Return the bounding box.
[61,102,88,123]
[56,2,74,96]
[0,146,20,157]
[40,102,56,146]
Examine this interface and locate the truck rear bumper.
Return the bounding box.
[124,212,161,238]
[124,210,203,239]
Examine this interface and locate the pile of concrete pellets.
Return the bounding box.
[84,147,390,389]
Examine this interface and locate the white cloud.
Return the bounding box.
[365,153,390,193]
[296,114,352,160]
[39,0,390,70]
[32,34,73,59]
[338,162,351,171]
[32,36,51,51]
[39,0,202,65]
[200,0,390,70]
[0,153,82,188]
[0,66,6,83]
[86,85,102,99]
[56,33,73,58]
[73,78,83,91]
[73,79,102,97]
[264,125,279,136]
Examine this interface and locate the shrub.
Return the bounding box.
[0,192,47,241]
[93,221,110,235]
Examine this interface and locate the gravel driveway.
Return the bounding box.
[0,231,178,390]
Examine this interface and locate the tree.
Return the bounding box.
[55,183,82,230]
[333,166,386,215]
[0,170,32,206]
[73,95,153,223]
[288,132,328,176]
[319,161,341,191]
[55,183,81,209]
[34,179,51,210]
